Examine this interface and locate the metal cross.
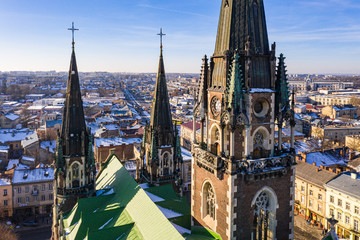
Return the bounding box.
[157,28,166,47]
[68,22,79,45]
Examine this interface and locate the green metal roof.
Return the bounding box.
[61,154,222,240]
[62,154,183,240]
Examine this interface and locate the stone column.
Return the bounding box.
[245,125,251,158]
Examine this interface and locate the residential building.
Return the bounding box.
[0,175,13,218]
[12,167,54,216]
[325,172,360,239]
[94,137,142,164]
[180,121,201,151]
[322,105,357,119]
[312,125,360,142]
[310,95,352,106]
[295,161,336,228]
[0,113,20,129]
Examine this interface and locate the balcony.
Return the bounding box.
[31,190,39,196]
[193,144,295,178]
[57,184,94,196]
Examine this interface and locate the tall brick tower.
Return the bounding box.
[191,1,295,239]
[52,23,96,240]
[140,29,183,185]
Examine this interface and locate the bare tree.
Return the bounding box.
[0,223,18,240]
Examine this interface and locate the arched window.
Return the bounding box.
[163,153,169,167]
[252,189,277,240]
[203,182,216,219]
[163,152,169,175]
[72,163,80,188]
[72,163,79,178]
[253,131,264,159]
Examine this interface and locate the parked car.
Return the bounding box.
[22,221,38,227]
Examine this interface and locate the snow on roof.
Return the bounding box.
[0,177,11,186]
[139,183,149,189]
[96,116,117,124]
[171,223,191,235]
[145,191,165,203]
[249,88,275,93]
[104,124,119,131]
[21,131,38,148]
[157,205,182,219]
[6,159,19,170]
[306,151,347,167]
[95,137,142,147]
[181,147,192,162]
[27,105,45,110]
[45,120,62,128]
[22,156,35,162]
[0,129,34,144]
[40,141,57,153]
[5,113,19,121]
[13,167,54,184]
[16,163,30,170]
[124,160,136,171]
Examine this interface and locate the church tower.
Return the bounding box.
[191,1,295,239]
[52,23,95,240]
[140,29,182,185]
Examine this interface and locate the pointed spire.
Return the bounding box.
[60,26,88,157]
[196,55,209,116]
[275,53,290,119]
[227,52,245,111]
[150,30,173,144]
[214,0,269,55]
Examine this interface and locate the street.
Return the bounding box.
[18,227,51,240]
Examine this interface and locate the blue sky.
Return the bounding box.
[0,0,359,74]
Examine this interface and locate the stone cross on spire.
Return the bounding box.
[68,22,79,47]
[157,28,166,48]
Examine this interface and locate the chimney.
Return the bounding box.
[313,162,316,166]
[109,148,116,156]
[349,151,356,161]
[351,172,357,180]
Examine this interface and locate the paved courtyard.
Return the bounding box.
[294,214,324,240]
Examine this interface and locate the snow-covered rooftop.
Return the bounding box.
[13,167,54,184]
[6,159,19,170]
[40,140,57,153]
[0,129,34,144]
[95,137,142,147]
[5,113,20,121]
[0,177,11,186]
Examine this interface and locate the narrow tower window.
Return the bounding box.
[203,182,216,219]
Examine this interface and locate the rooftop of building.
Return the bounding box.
[305,149,348,167]
[12,167,54,184]
[325,172,360,199]
[296,161,337,188]
[94,137,142,148]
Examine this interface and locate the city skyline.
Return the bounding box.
[0,0,360,74]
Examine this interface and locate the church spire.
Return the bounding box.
[214,0,269,55]
[150,29,173,144]
[60,22,88,156]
